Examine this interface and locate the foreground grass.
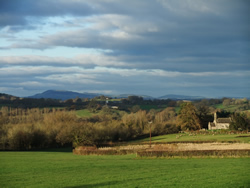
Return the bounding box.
[0,150,249,188]
[137,132,250,144]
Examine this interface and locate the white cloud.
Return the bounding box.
[38,74,103,85]
[0,54,128,67]
[18,81,58,88]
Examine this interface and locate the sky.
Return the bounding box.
[0,0,249,98]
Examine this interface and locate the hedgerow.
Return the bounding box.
[136,149,250,158]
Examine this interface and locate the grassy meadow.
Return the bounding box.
[136,132,250,144]
[212,103,248,113]
[0,149,250,188]
[76,109,94,117]
[1,99,249,187]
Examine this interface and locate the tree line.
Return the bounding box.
[1,92,249,113]
[0,101,249,150]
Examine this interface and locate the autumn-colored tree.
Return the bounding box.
[121,110,148,136]
[154,107,176,123]
[222,98,231,106]
[177,103,201,131]
[130,105,141,113]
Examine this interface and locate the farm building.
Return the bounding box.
[208,112,231,130]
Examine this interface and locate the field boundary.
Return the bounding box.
[73,143,250,157]
[136,149,250,158]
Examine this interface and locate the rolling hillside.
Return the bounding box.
[28,90,100,100]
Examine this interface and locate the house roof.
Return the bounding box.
[217,118,231,123]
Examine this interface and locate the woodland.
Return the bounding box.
[0,93,249,150]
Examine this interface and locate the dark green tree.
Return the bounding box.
[230,113,249,131]
[128,96,143,104]
[177,103,201,131]
[196,104,212,129]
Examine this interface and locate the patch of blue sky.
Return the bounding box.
[0,16,81,46]
[0,38,10,48]
[44,15,92,31]
[0,15,100,57]
[0,46,110,58]
[17,17,75,39]
[41,47,107,57]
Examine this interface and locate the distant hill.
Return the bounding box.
[28,90,100,101]
[28,90,155,101]
[158,94,204,100]
[0,93,18,100]
[27,90,205,101]
[109,94,154,100]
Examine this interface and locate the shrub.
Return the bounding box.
[164,124,179,134]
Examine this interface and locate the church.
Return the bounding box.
[208,112,231,130]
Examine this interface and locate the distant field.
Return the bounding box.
[136,132,250,144]
[75,109,93,117]
[0,150,249,187]
[75,109,123,117]
[213,104,241,112]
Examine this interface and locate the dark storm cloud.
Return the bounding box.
[0,0,96,27]
[0,0,249,97]
[4,0,248,72]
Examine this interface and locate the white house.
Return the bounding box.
[208,112,231,130]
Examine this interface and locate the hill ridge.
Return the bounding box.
[27,90,206,101]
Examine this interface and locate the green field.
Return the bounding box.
[213,104,241,112]
[76,109,93,117]
[0,150,249,187]
[137,132,250,144]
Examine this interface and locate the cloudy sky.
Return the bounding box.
[0,0,249,98]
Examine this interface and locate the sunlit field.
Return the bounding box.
[76,109,93,117]
[0,149,249,188]
[137,132,250,144]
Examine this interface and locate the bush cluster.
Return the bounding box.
[2,102,247,150]
[0,107,179,150]
[73,148,135,155]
